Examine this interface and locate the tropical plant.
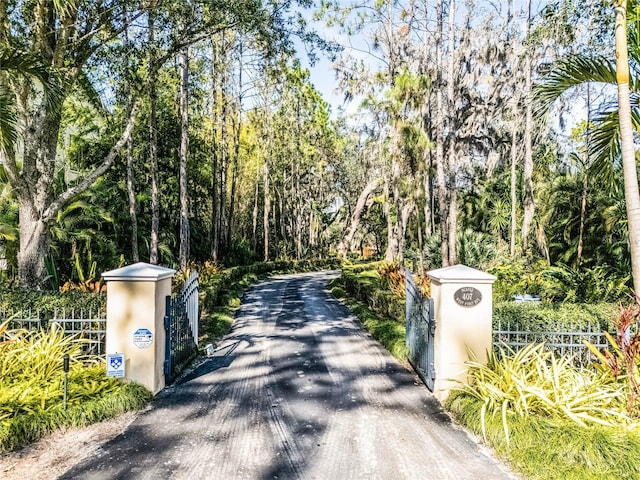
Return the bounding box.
[459,343,631,446]
[376,262,406,299]
[535,0,640,293]
[585,300,640,415]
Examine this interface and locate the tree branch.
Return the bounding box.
[41,100,141,223]
[0,148,30,198]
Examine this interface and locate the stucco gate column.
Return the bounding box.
[428,264,496,403]
[102,262,176,394]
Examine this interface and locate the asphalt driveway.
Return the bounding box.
[60,271,514,480]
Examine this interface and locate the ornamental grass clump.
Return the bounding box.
[459,343,631,446]
[0,322,129,425]
[0,320,152,451]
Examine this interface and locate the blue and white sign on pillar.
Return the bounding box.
[133,328,153,349]
[107,353,125,378]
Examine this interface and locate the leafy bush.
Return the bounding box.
[340,268,405,322]
[0,323,151,451]
[447,392,640,480]
[457,344,630,446]
[0,289,105,319]
[489,259,631,303]
[0,382,151,451]
[493,302,615,332]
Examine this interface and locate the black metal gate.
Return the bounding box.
[164,271,199,384]
[405,268,436,391]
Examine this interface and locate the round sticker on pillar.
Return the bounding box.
[133,328,153,348]
[454,287,482,307]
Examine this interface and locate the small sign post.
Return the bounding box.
[63,354,69,409]
[107,352,126,378]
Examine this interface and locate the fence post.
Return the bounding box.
[102,262,176,394]
[428,264,496,403]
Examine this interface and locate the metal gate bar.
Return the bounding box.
[164,272,199,384]
[405,268,436,391]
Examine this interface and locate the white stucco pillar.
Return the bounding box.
[428,264,496,402]
[103,262,175,394]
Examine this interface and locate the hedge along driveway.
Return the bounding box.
[60,271,515,480]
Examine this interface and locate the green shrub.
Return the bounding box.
[493,302,615,332]
[339,268,405,322]
[447,342,640,479]
[447,392,640,480]
[489,259,631,303]
[456,344,630,446]
[0,382,151,452]
[0,289,105,319]
[0,324,151,451]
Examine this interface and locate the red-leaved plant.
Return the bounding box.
[586,299,640,416]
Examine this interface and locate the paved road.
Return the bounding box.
[61,271,514,480]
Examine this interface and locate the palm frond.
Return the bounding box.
[533,55,617,116]
[584,107,640,193]
[73,71,107,116]
[0,48,48,84]
[0,87,17,155]
[586,109,621,192]
[0,47,63,113]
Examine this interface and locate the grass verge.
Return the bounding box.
[329,272,408,361]
[447,392,640,480]
[0,382,152,452]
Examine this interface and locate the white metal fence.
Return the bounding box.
[493,318,611,367]
[1,308,106,356]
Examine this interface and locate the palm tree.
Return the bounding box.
[535,0,640,293]
[0,49,55,157]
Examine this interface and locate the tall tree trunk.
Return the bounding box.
[521,0,535,255]
[178,44,190,270]
[148,10,159,265]
[17,203,49,288]
[421,0,433,241]
[577,86,591,267]
[577,172,588,266]
[295,96,303,260]
[15,100,138,286]
[446,0,457,265]
[124,9,139,263]
[263,155,270,262]
[126,135,139,263]
[210,40,220,262]
[435,0,449,267]
[384,179,398,262]
[508,0,518,258]
[416,191,425,274]
[338,177,381,257]
[510,117,518,257]
[219,66,229,256]
[398,202,413,266]
[15,91,62,286]
[615,1,640,294]
[252,177,259,252]
[227,45,243,249]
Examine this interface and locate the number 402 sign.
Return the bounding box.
[454,287,482,308]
